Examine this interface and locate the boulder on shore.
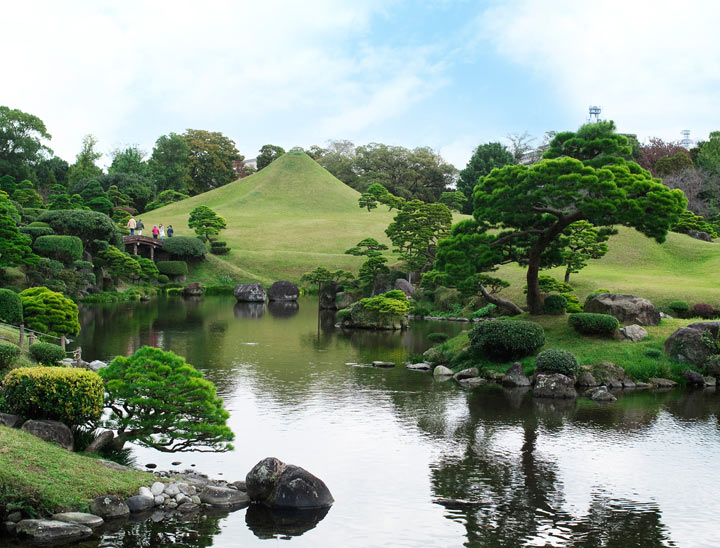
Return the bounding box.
[90,495,130,519]
[664,322,720,365]
[182,282,205,297]
[590,386,617,402]
[617,324,648,342]
[246,457,334,510]
[199,484,250,508]
[234,283,267,302]
[16,520,92,544]
[21,420,73,451]
[433,365,453,377]
[502,362,531,387]
[584,293,660,326]
[0,413,24,428]
[267,281,299,302]
[684,370,705,385]
[51,512,104,529]
[533,373,577,399]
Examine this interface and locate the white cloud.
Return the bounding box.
[477,0,720,144]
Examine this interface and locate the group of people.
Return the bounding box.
[126,217,174,240]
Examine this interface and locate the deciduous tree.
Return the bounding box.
[183,129,243,194]
[256,144,285,170]
[457,142,515,213]
[0,106,52,182]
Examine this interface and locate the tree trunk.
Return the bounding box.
[478,284,523,316]
[526,251,544,315]
[564,264,572,284]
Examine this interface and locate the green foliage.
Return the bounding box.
[668,301,690,316]
[336,308,352,322]
[149,133,190,194]
[100,346,234,452]
[427,332,449,343]
[183,129,242,195]
[644,349,663,359]
[525,275,574,295]
[257,144,286,170]
[166,287,183,296]
[29,342,66,366]
[301,266,354,289]
[98,246,142,280]
[3,366,103,425]
[705,355,720,375]
[188,205,227,241]
[543,294,567,315]
[162,236,207,260]
[654,150,694,176]
[0,107,52,182]
[471,303,497,318]
[457,142,516,214]
[0,343,20,370]
[157,274,169,284]
[11,181,43,208]
[157,260,188,276]
[568,313,619,336]
[535,349,580,377]
[20,287,80,336]
[73,260,93,270]
[0,192,37,267]
[671,210,718,238]
[695,131,720,177]
[209,240,229,255]
[20,225,54,240]
[33,235,83,264]
[39,209,122,248]
[0,289,23,325]
[561,293,583,313]
[204,285,234,296]
[469,320,545,360]
[66,135,103,187]
[137,257,159,280]
[562,220,615,282]
[146,190,190,211]
[438,190,467,212]
[351,290,411,327]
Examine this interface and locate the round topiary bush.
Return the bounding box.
[157,274,169,284]
[2,366,103,425]
[469,320,545,360]
[33,235,84,264]
[0,288,23,325]
[668,301,689,317]
[19,287,80,337]
[157,261,189,277]
[427,332,449,343]
[568,313,619,336]
[162,236,207,260]
[535,349,580,377]
[29,342,66,366]
[0,343,21,370]
[543,294,567,315]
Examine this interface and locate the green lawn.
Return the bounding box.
[0,425,151,516]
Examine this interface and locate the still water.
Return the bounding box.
[32,298,720,546]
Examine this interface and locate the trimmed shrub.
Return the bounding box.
[162,236,207,260]
[73,260,94,270]
[20,287,80,336]
[336,308,352,322]
[137,257,159,280]
[157,274,169,284]
[469,320,545,360]
[0,343,20,370]
[29,342,66,366]
[568,313,619,336]
[157,261,188,277]
[20,226,54,240]
[38,209,123,248]
[535,349,580,377]
[204,285,234,296]
[561,293,583,313]
[427,332,449,343]
[543,294,567,315]
[472,303,497,318]
[33,235,83,264]
[668,301,689,316]
[690,303,715,319]
[2,366,103,425]
[28,221,51,228]
[0,288,23,325]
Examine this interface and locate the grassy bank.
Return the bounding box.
[431,314,700,382]
[0,425,151,516]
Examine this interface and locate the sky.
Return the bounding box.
[4,0,720,169]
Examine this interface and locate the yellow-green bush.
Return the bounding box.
[3,367,103,425]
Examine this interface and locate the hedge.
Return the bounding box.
[157,261,188,276]
[535,349,580,377]
[29,342,66,366]
[19,226,54,240]
[543,294,567,315]
[162,236,207,260]
[0,288,23,325]
[2,366,104,425]
[0,343,20,370]
[469,320,545,360]
[33,235,84,264]
[568,313,619,336]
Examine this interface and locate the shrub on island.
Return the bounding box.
[535,349,580,377]
[469,320,545,360]
[162,236,207,260]
[568,313,619,336]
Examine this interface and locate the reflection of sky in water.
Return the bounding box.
[74,298,720,548]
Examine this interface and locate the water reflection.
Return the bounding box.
[234,302,265,319]
[267,300,299,319]
[97,511,225,548]
[245,505,331,539]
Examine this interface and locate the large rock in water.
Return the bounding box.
[199,485,250,508]
[182,282,205,297]
[584,293,660,326]
[502,362,531,387]
[267,281,299,302]
[21,420,73,451]
[533,373,577,399]
[664,322,720,365]
[246,457,334,509]
[319,281,339,310]
[234,283,267,302]
[16,520,93,544]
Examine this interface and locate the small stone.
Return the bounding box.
[172,461,181,466]
[704,376,717,386]
[126,495,155,513]
[199,484,251,508]
[88,360,108,371]
[191,495,201,504]
[622,379,636,389]
[0,413,24,428]
[605,379,623,389]
[649,377,678,388]
[150,481,165,496]
[459,377,487,388]
[576,371,599,387]
[406,362,432,371]
[175,494,190,505]
[146,463,157,469]
[230,480,247,491]
[179,483,196,496]
[165,501,177,509]
[3,522,15,534]
[502,362,531,387]
[21,420,73,451]
[453,367,479,381]
[433,365,453,376]
[635,382,650,389]
[372,361,395,368]
[154,495,165,506]
[684,369,705,385]
[7,512,22,523]
[164,483,180,497]
[618,324,649,342]
[178,502,200,513]
[52,512,104,529]
[139,486,152,498]
[90,495,130,518]
[591,387,617,402]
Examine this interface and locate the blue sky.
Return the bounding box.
[4,0,719,169]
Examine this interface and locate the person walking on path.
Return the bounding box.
[152,225,159,239]
[136,218,144,236]
[127,217,136,235]
[159,224,165,241]
[167,225,174,238]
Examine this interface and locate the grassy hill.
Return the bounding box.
[141,151,720,308]
[141,151,401,284]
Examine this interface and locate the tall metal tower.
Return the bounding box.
[680,130,692,149]
[588,105,602,123]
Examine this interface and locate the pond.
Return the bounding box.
[12,296,720,547]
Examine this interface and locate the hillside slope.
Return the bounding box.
[141,151,400,283]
